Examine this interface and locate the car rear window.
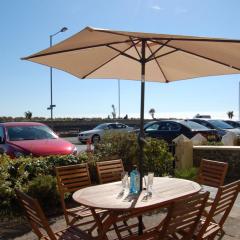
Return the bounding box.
[7,126,58,141]
[180,120,209,130]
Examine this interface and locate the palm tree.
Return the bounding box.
[149,108,156,119]
[227,111,234,119]
[25,111,32,120]
[111,104,116,119]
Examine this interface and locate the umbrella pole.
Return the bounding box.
[138,39,146,235]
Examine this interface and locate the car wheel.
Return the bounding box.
[92,135,100,144]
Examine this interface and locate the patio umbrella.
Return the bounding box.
[22,26,240,190]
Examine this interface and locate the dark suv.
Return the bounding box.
[143,120,219,143]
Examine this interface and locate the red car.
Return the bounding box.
[0,122,77,158]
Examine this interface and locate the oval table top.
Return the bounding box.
[72,177,201,211]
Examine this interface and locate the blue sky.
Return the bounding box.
[1,0,240,119]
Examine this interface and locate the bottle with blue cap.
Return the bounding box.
[130,165,140,194]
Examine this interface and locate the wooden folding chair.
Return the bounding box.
[15,189,92,240]
[197,159,228,207]
[156,192,209,240]
[194,180,240,240]
[197,159,228,188]
[111,192,209,240]
[96,159,124,184]
[55,163,103,227]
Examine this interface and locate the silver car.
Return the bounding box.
[78,123,134,144]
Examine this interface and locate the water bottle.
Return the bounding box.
[130,165,140,194]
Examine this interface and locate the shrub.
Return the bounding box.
[95,132,174,176]
[143,138,174,176]
[27,175,60,213]
[174,167,198,181]
[202,141,223,146]
[0,152,90,218]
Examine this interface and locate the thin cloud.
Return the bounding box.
[151,5,164,11]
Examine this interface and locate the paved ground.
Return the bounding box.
[1,205,239,240]
[1,189,240,240]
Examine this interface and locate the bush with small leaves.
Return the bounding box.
[27,175,60,214]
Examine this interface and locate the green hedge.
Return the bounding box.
[0,132,174,218]
[0,154,90,217]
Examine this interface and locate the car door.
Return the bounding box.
[156,122,181,142]
[145,121,181,143]
[165,122,182,141]
[116,123,128,132]
[108,123,118,133]
[144,122,161,138]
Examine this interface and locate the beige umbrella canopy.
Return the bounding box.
[23,26,240,194]
[23,26,240,82]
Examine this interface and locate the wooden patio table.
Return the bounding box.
[73,177,201,239]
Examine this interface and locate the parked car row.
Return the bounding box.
[2,118,239,158]
[78,119,240,145]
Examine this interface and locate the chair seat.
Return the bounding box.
[194,219,220,239]
[42,226,93,239]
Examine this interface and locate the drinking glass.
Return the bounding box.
[147,172,154,195]
[121,171,128,191]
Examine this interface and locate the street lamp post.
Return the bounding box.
[239,81,240,120]
[118,79,121,119]
[47,27,68,122]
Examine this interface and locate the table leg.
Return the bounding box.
[90,208,118,240]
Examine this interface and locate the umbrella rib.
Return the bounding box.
[22,39,134,60]
[130,37,141,59]
[154,49,179,61]
[151,39,240,71]
[146,40,171,62]
[149,39,240,71]
[82,40,141,79]
[146,42,169,83]
[106,45,140,62]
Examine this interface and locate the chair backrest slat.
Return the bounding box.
[212,180,240,218]
[197,159,228,188]
[197,180,240,239]
[56,163,91,194]
[96,159,124,184]
[15,189,56,240]
[159,192,209,238]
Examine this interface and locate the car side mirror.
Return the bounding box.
[0,136,5,144]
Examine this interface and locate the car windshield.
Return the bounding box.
[94,124,108,130]
[208,120,233,129]
[144,121,157,129]
[7,125,58,141]
[180,120,209,130]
